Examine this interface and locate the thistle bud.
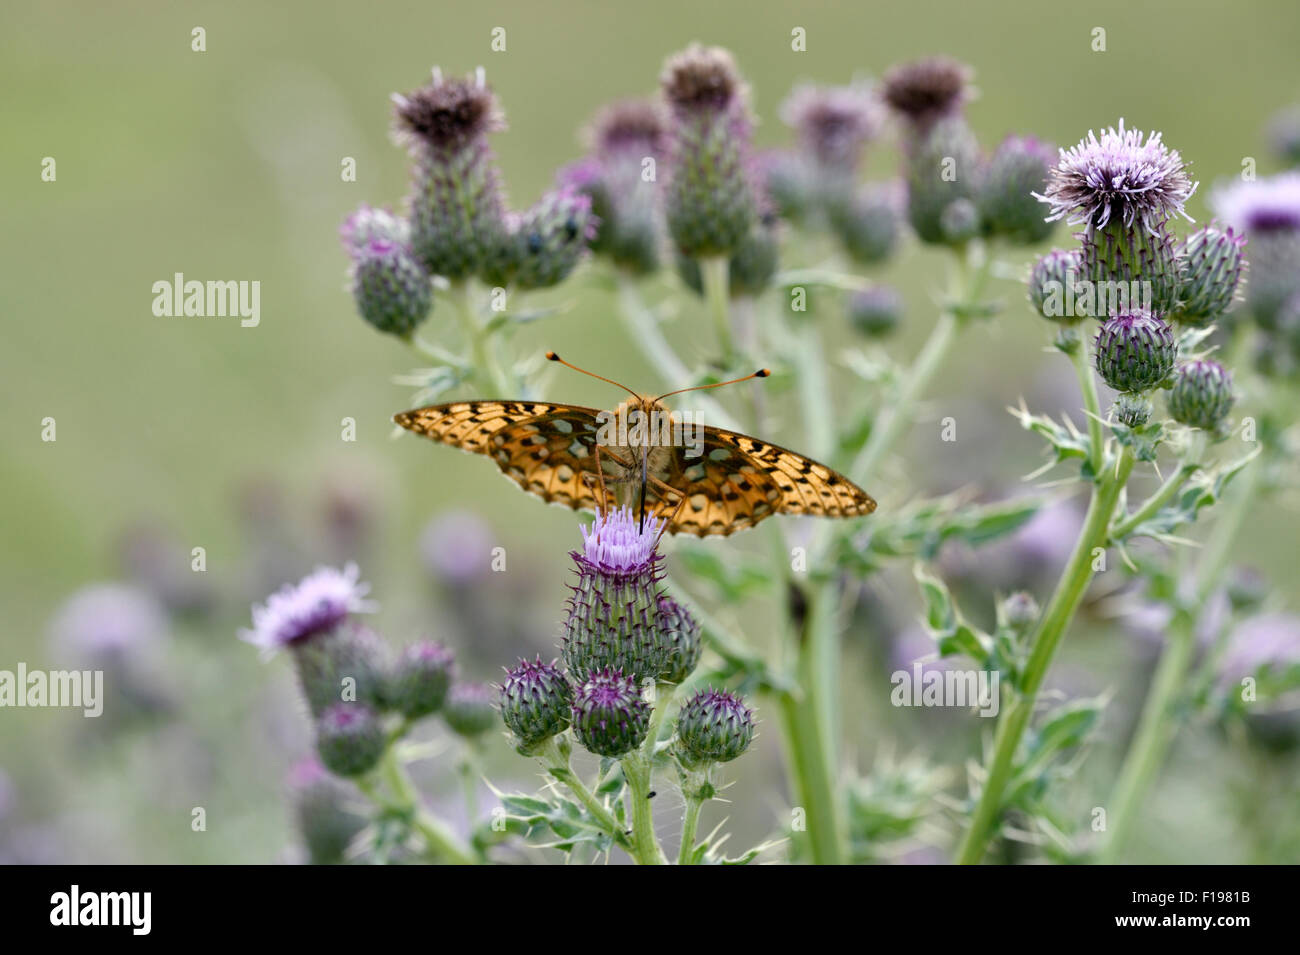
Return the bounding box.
[292,622,390,718]
[442,683,497,738]
[1094,310,1177,393]
[676,217,779,299]
[656,596,702,685]
[829,183,902,265]
[1167,359,1235,431]
[315,703,385,777]
[572,667,649,758]
[348,238,433,337]
[1027,249,1085,323]
[394,71,508,280]
[484,189,596,290]
[386,641,455,719]
[903,115,982,246]
[1113,392,1154,429]
[975,136,1056,245]
[940,197,980,244]
[1175,226,1247,326]
[760,149,816,223]
[562,507,671,682]
[675,688,754,769]
[1082,222,1184,316]
[661,45,757,258]
[287,758,366,865]
[499,657,574,747]
[847,285,904,337]
[998,591,1040,634]
[340,205,409,254]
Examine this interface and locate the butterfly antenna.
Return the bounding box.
[655,368,770,402]
[546,351,639,400]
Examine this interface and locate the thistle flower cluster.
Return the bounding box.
[1029,122,1243,430]
[495,507,753,767]
[242,565,487,777]
[340,67,599,340]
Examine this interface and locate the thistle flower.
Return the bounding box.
[562,507,670,681]
[1167,360,1235,432]
[1027,248,1085,323]
[903,115,982,246]
[241,564,374,655]
[1175,226,1247,326]
[1210,171,1300,235]
[287,758,366,864]
[829,182,903,265]
[315,704,385,777]
[386,641,455,719]
[442,683,497,738]
[340,204,409,254]
[780,82,883,180]
[50,584,168,661]
[675,688,754,768]
[661,44,757,258]
[419,510,495,587]
[483,188,596,290]
[394,69,508,280]
[847,284,904,337]
[1036,120,1198,235]
[571,667,649,758]
[499,657,574,747]
[348,236,434,337]
[1094,310,1177,393]
[881,56,973,139]
[656,596,702,685]
[975,135,1056,245]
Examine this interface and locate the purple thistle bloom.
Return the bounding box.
[571,667,649,758]
[779,82,883,176]
[340,204,409,258]
[578,505,663,575]
[241,563,374,655]
[586,98,668,160]
[1036,120,1198,235]
[49,584,168,661]
[1209,171,1300,235]
[881,56,973,136]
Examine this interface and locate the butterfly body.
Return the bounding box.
[394,393,876,537]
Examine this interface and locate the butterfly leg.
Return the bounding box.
[647,475,688,545]
[591,445,635,517]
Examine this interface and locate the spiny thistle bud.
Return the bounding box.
[572,667,649,758]
[1175,226,1247,326]
[291,621,390,718]
[340,204,409,254]
[656,596,702,685]
[483,188,596,290]
[829,183,902,265]
[1027,248,1085,323]
[677,215,779,299]
[998,591,1040,634]
[1113,392,1154,429]
[1167,359,1235,431]
[1094,310,1177,393]
[675,688,754,769]
[315,703,385,777]
[499,657,574,747]
[442,683,497,738]
[562,507,669,682]
[386,641,455,719]
[394,70,508,280]
[940,197,980,244]
[760,149,816,223]
[287,758,366,864]
[847,285,904,337]
[975,135,1056,245]
[661,45,757,258]
[903,115,982,246]
[348,237,433,337]
[881,56,973,140]
[1081,222,1184,316]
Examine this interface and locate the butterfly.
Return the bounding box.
[393,352,876,538]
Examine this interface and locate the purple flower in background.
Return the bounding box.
[339,204,409,256]
[1219,613,1300,686]
[1210,171,1300,234]
[780,82,883,175]
[1037,120,1197,234]
[241,564,373,654]
[49,584,168,661]
[419,511,495,587]
[881,56,973,137]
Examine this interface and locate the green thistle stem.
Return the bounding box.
[621,750,668,864]
[375,746,478,864]
[1099,450,1260,863]
[678,793,705,865]
[539,736,630,848]
[701,256,735,363]
[1068,334,1105,478]
[449,281,512,395]
[1110,432,1205,539]
[956,444,1136,865]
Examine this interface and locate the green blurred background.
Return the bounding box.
[3,0,1298,863]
